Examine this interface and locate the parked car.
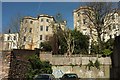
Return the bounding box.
[60,73,79,80]
[34,74,56,80]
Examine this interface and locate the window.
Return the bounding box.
[13,43,16,47]
[46,26,49,31]
[46,19,49,22]
[83,19,86,24]
[29,28,32,33]
[114,34,116,37]
[77,12,80,16]
[8,36,10,40]
[7,43,9,49]
[40,35,42,40]
[24,36,26,41]
[40,26,43,31]
[14,36,16,40]
[30,21,33,24]
[41,18,43,22]
[110,35,112,39]
[108,25,111,30]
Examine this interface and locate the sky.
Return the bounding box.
[2,2,119,33]
[2,2,86,32]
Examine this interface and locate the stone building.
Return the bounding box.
[19,14,66,50]
[0,34,3,51]
[73,6,98,43]
[2,33,18,50]
[73,6,120,43]
[102,10,120,42]
[118,11,120,35]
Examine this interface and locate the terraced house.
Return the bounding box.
[73,6,98,44]
[102,10,120,42]
[1,33,18,50]
[73,6,120,43]
[19,14,66,50]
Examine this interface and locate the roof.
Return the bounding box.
[38,14,54,18]
[22,14,55,22]
[73,6,94,12]
[23,16,37,20]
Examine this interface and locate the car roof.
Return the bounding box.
[64,73,77,75]
[38,74,53,75]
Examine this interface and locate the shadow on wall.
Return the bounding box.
[7,49,39,79]
[110,36,120,79]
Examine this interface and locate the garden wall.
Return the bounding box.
[40,52,111,78]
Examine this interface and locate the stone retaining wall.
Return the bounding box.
[40,52,111,78]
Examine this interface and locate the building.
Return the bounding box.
[19,14,66,50]
[118,10,120,35]
[0,34,3,51]
[73,6,98,44]
[2,33,18,50]
[102,10,120,42]
[73,6,120,43]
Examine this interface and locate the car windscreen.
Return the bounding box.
[35,75,49,79]
[65,74,78,78]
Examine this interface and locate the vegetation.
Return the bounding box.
[102,49,112,56]
[50,13,89,55]
[85,2,116,54]
[94,59,100,70]
[86,60,94,70]
[26,55,52,79]
[86,59,100,70]
[40,41,52,52]
[71,29,89,54]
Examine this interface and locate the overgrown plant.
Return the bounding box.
[102,49,112,56]
[86,59,101,70]
[86,60,94,70]
[94,59,100,70]
[26,55,52,79]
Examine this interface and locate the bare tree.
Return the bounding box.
[62,28,74,56]
[49,13,74,56]
[84,2,118,53]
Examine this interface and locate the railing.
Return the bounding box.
[52,54,102,57]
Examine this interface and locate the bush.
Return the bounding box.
[26,55,52,79]
[102,49,112,56]
[40,42,52,52]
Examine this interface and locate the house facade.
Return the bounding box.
[19,14,66,50]
[102,10,120,42]
[73,6,98,43]
[73,6,120,43]
[2,33,18,50]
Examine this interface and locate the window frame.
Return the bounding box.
[29,28,32,33]
[40,26,43,31]
[46,26,49,31]
[41,18,43,22]
[40,35,42,40]
[46,19,49,22]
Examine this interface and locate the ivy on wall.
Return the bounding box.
[86,59,100,70]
